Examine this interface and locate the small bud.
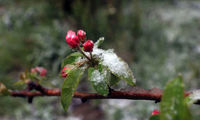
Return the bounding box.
[31,68,37,73]
[61,66,68,78]
[35,67,40,72]
[40,68,47,76]
[61,65,75,78]
[65,30,80,48]
[83,40,94,52]
[31,67,47,77]
[151,109,160,115]
[77,30,86,43]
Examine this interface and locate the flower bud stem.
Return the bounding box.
[77,46,92,62]
[89,52,93,61]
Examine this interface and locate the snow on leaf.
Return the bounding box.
[75,56,87,63]
[88,67,109,96]
[188,90,200,104]
[92,47,136,86]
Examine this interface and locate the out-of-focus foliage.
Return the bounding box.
[160,76,192,120]
[1,0,200,120]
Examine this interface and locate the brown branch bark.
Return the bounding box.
[9,81,198,104]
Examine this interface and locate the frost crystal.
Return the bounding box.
[92,47,136,84]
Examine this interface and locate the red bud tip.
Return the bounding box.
[77,30,86,43]
[61,66,68,78]
[151,109,160,115]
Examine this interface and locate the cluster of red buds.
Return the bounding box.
[62,29,95,78]
[31,67,47,77]
[65,30,94,52]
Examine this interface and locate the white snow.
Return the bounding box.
[92,47,136,83]
[91,70,106,85]
[189,90,200,102]
[101,50,129,78]
[90,69,108,95]
[75,57,87,63]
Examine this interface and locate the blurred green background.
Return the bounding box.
[1,0,200,120]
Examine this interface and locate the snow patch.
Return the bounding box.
[91,70,106,86]
[92,47,136,83]
[189,90,200,102]
[75,57,87,63]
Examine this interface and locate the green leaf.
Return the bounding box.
[92,48,136,86]
[160,76,193,120]
[61,68,84,111]
[150,115,160,120]
[61,52,83,68]
[113,109,123,120]
[94,37,104,48]
[88,66,109,96]
[108,73,121,86]
[14,80,26,86]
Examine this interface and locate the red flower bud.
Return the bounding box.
[77,30,86,42]
[40,68,47,76]
[65,30,80,48]
[83,40,94,52]
[35,67,41,73]
[61,65,74,78]
[151,109,160,115]
[61,66,68,78]
[31,68,37,73]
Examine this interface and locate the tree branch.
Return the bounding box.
[9,81,199,104]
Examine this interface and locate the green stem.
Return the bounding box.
[89,52,93,61]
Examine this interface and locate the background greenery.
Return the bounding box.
[0,0,200,120]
